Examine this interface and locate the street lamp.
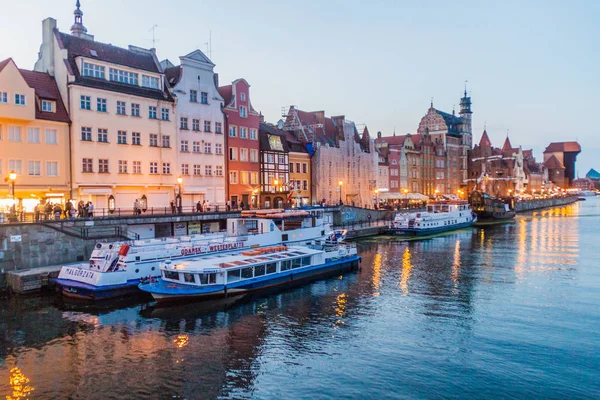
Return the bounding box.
[4,171,17,221]
[338,180,343,205]
[434,189,439,199]
[374,188,379,208]
[177,176,183,213]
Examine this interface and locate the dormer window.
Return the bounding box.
[240,93,246,101]
[15,94,25,106]
[41,100,54,112]
[142,75,159,89]
[82,62,105,79]
[109,68,138,85]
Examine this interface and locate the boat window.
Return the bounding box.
[227,269,241,283]
[282,234,289,241]
[281,260,291,271]
[292,258,302,268]
[266,263,277,274]
[241,267,254,279]
[183,273,196,283]
[254,264,266,276]
[199,274,209,285]
[208,273,216,284]
[163,270,180,280]
[302,256,311,266]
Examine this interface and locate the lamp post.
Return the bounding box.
[177,176,183,213]
[374,188,379,208]
[338,180,343,205]
[434,189,439,199]
[5,171,17,221]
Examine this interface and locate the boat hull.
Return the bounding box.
[139,255,361,304]
[54,278,145,301]
[389,220,474,236]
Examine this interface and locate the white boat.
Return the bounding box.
[54,210,332,300]
[138,242,360,303]
[390,201,476,236]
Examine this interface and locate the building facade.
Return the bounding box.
[162,50,226,209]
[285,131,311,207]
[0,58,70,213]
[543,142,581,188]
[219,79,260,209]
[258,123,290,209]
[34,8,177,212]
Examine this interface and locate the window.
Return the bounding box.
[215,122,222,134]
[250,172,258,185]
[27,128,40,143]
[239,127,247,138]
[193,164,202,176]
[116,101,126,115]
[162,135,170,148]
[190,90,197,102]
[131,103,140,117]
[97,98,107,112]
[302,163,308,173]
[180,117,188,129]
[118,160,128,173]
[46,161,58,176]
[82,158,93,173]
[215,143,223,155]
[0,92,7,103]
[204,120,211,132]
[215,165,223,176]
[41,100,53,112]
[192,119,200,131]
[181,140,189,152]
[97,128,108,143]
[278,154,287,164]
[82,62,105,78]
[109,68,138,85]
[80,95,91,110]
[227,269,241,283]
[161,108,169,121]
[281,260,291,271]
[201,92,208,104]
[162,162,171,174]
[117,130,127,144]
[98,159,109,173]
[45,129,57,144]
[9,160,22,175]
[296,163,301,173]
[149,106,157,119]
[204,142,211,153]
[229,126,237,137]
[240,148,248,162]
[181,163,189,175]
[205,165,212,176]
[142,75,159,89]
[147,134,157,147]
[250,149,258,162]
[289,162,293,171]
[133,161,141,174]
[229,147,237,161]
[240,106,247,118]
[193,141,200,153]
[240,171,249,184]
[28,161,41,176]
[81,127,92,141]
[303,180,308,190]
[240,93,246,101]
[150,162,158,174]
[249,129,257,140]
[254,264,265,277]
[229,171,238,184]
[132,132,141,145]
[15,94,25,105]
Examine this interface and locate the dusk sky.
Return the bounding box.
[1,0,598,175]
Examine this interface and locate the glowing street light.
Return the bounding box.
[338,180,343,204]
[176,176,183,213]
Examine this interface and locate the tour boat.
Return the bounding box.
[54,210,331,300]
[138,242,361,303]
[469,191,516,226]
[390,201,476,236]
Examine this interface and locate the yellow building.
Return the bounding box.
[285,131,311,206]
[0,58,70,213]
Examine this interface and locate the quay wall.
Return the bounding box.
[515,196,578,212]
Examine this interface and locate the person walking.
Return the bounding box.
[88,201,94,218]
[133,199,139,216]
[34,203,40,222]
[53,203,62,220]
[240,201,245,211]
[170,200,176,214]
[196,201,202,213]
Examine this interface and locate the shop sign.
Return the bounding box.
[10,235,22,242]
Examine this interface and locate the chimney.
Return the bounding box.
[34,18,58,75]
[377,131,382,139]
[259,112,265,124]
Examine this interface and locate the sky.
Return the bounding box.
[1,0,598,175]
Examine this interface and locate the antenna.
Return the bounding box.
[204,30,213,59]
[464,80,468,96]
[149,25,159,48]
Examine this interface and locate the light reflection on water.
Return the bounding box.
[0,199,599,399]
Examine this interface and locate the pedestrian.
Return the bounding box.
[240,201,245,211]
[133,199,139,215]
[65,201,73,219]
[226,200,231,211]
[70,206,76,219]
[53,203,62,220]
[88,201,94,218]
[34,203,40,222]
[368,214,372,226]
[170,200,176,214]
[44,202,52,220]
[196,201,202,213]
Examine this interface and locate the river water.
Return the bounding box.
[1,198,599,399]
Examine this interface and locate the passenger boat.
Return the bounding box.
[138,242,360,303]
[54,210,332,300]
[469,190,516,226]
[389,201,476,236]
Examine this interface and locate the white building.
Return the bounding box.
[161,50,226,208]
[34,4,177,212]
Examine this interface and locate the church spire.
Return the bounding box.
[70,0,88,37]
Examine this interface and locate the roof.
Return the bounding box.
[20,69,69,123]
[544,141,581,153]
[375,134,407,146]
[434,109,465,135]
[502,137,513,151]
[284,131,308,154]
[164,66,182,87]
[586,168,600,180]
[543,155,565,169]
[218,85,233,107]
[259,123,290,153]
[479,130,492,147]
[0,58,11,73]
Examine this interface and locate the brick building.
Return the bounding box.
[543,142,581,189]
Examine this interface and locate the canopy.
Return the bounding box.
[378,192,429,201]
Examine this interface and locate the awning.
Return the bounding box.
[379,192,429,201]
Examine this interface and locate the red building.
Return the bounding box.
[219,79,260,209]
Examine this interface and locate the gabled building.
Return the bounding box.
[161,50,226,209]
[34,3,176,212]
[0,58,70,212]
[219,79,260,209]
[543,141,581,188]
[258,123,290,209]
[284,130,311,207]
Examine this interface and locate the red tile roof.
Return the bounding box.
[218,85,233,107]
[375,135,407,146]
[544,141,581,153]
[502,137,513,151]
[19,69,69,123]
[0,58,11,73]
[543,154,565,169]
[164,66,182,87]
[479,130,492,147]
